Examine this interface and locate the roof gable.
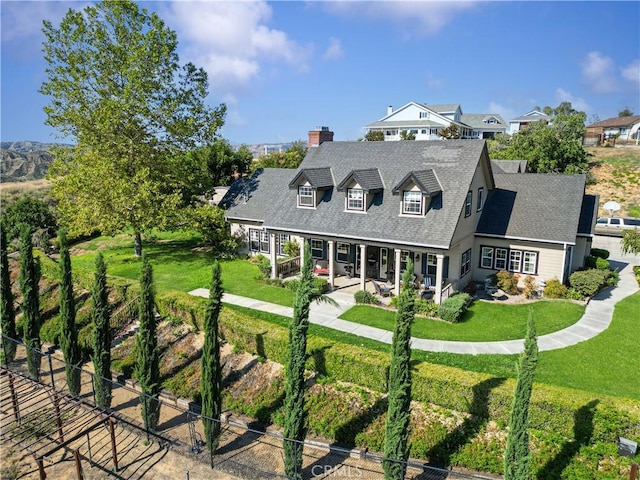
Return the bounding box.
[336,168,384,192]
[391,169,442,196]
[288,167,334,189]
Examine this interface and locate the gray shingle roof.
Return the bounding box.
[476,173,586,244]
[460,113,507,129]
[391,170,441,196]
[585,115,640,128]
[288,167,334,189]
[336,168,384,192]
[490,160,528,173]
[424,103,460,113]
[224,140,488,249]
[510,112,551,123]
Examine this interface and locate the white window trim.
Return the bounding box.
[336,242,350,263]
[461,248,471,277]
[310,238,324,259]
[278,234,289,256]
[402,190,422,215]
[346,188,365,212]
[522,251,537,274]
[509,250,522,272]
[464,191,472,217]
[481,246,493,268]
[494,248,508,270]
[477,187,484,212]
[298,185,315,208]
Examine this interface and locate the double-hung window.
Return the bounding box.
[310,239,324,259]
[477,187,484,212]
[336,242,350,263]
[509,250,522,272]
[460,249,471,276]
[494,248,507,270]
[298,185,314,207]
[278,234,289,256]
[522,251,537,274]
[347,188,364,211]
[249,230,260,252]
[260,231,270,253]
[464,191,472,217]
[400,250,412,272]
[481,246,494,268]
[403,191,422,215]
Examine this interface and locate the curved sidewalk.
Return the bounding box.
[189,253,638,355]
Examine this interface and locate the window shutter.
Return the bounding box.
[443,256,450,280]
[421,254,427,275]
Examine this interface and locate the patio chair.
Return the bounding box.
[372,280,392,297]
[421,276,434,291]
[313,260,330,275]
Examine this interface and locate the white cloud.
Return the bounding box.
[581,51,618,94]
[165,1,312,94]
[425,73,444,90]
[555,88,590,113]
[323,1,476,37]
[323,37,344,61]
[621,59,640,86]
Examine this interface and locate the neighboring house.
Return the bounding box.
[222,129,596,304]
[508,110,552,134]
[363,102,506,141]
[584,115,640,146]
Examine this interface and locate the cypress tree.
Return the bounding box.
[283,243,314,479]
[504,310,538,480]
[19,225,42,378]
[91,252,112,409]
[135,254,161,431]
[383,260,416,480]
[58,229,81,395]
[1,223,18,362]
[201,260,224,456]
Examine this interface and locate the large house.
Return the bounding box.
[584,115,640,146]
[363,102,507,141]
[508,110,552,134]
[222,129,597,304]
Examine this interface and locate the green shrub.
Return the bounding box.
[522,275,537,299]
[313,277,329,294]
[633,266,640,286]
[414,299,438,317]
[566,288,584,301]
[606,269,619,287]
[584,255,597,269]
[256,257,271,279]
[283,240,300,257]
[544,279,568,299]
[496,270,519,295]
[595,257,610,270]
[569,269,608,297]
[354,290,376,304]
[590,248,609,259]
[437,293,471,323]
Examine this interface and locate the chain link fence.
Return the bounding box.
[1,336,494,480]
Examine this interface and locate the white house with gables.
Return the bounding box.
[364,102,507,141]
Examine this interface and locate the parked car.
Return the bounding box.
[595,216,640,236]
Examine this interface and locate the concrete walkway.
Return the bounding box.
[190,239,639,355]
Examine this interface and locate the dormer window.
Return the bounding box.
[402,191,422,215]
[298,185,314,207]
[347,188,364,211]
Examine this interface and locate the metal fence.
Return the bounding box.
[0,335,494,480]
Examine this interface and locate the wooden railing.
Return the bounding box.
[277,256,301,278]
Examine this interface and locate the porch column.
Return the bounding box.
[360,244,366,291]
[299,236,306,269]
[270,233,277,279]
[328,240,335,289]
[435,253,444,304]
[394,248,401,296]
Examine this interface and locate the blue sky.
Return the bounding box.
[2,1,639,145]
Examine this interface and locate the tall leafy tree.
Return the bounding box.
[19,226,42,378]
[91,252,112,409]
[41,0,226,257]
[488,102,588,174]
[383,261,416,480]
[58,230,81,395]
[364,130,385,141]
[621,229,640,257]
[135,254,161,431]
[201,261,224,456]
[1,223,18,362]
[438,124,461,139]
[504,311,538,480]
[283,242,314,479]
[618,107,634,117]
[1,196,57,242]
[253,141,307,171]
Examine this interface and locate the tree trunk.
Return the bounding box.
[134,232,142,257]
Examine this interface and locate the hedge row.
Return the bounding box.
[155,291,640,444]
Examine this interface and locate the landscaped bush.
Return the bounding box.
[595,257,610,270]
[584,255,597,269]
[522,275,537,299]
[437,293,471,323]
[414,298,438,317]
[543,278,568,298]
[590,248,610,259]
[283,240,299,257]
[633,266,640,286]
[496,270,520,294]
[569,269,609,297]
[354,290,376,304]
[566,288,584,301]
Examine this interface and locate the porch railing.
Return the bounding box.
[277,256,301,278]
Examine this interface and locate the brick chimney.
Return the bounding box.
[308,126,334,148]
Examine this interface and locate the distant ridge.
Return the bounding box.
[0,140,71,183]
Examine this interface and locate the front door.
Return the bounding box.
[367,248,379,278]
[380,248,388,280]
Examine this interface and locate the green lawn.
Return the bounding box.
[339,301,585,341]
[70,233,295,307]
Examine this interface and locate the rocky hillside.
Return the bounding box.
[1,149,54,182]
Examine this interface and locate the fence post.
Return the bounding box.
[46,346,56,390]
